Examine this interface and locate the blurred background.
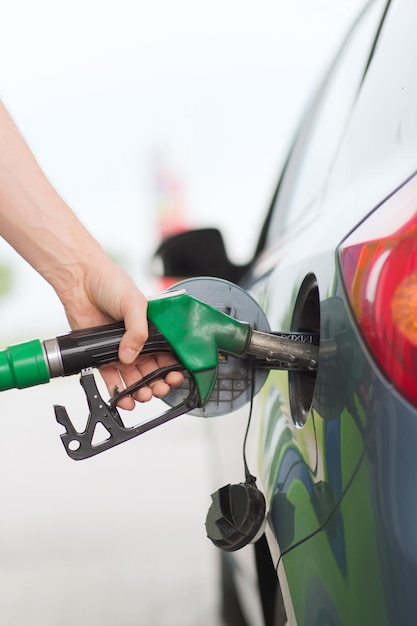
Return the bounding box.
[0,1,364,624]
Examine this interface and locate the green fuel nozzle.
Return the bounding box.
[0,289,252,402]
[0,282,318,460]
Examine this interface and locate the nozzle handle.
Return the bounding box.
[55,322,124,376]
[0,290,251,406]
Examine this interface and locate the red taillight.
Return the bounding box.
[339,176,417,407]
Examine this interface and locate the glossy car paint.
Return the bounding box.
[239,0,417,623]
[154,0,417,623]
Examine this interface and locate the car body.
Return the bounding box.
[154,0,417,623]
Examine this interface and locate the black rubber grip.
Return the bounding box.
[57,322,173,376]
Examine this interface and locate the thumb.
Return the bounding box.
[118,295,148,364]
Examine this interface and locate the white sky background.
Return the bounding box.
[1,0,365,336]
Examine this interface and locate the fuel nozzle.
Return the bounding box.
[247,329,319,372]
[0,278,321,460]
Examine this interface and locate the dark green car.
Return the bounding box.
[155,0,417,623]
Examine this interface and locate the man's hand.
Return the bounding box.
[60,256,184,410]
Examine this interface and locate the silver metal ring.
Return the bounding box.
[43,338,64,378]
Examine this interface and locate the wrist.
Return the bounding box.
[48,245,109,305]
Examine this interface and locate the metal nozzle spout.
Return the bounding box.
[247,330,319,372]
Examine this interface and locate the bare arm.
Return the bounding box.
[0,101,182,407]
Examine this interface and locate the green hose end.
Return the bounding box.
[0,339,50,391]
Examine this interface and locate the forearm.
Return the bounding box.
[0,101,182,403]
[0,101,107,298]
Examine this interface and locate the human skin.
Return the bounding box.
[0,101,182,409]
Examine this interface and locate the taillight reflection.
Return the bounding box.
[339,176,417,407]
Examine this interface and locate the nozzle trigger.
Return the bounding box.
[54,367,199,460]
